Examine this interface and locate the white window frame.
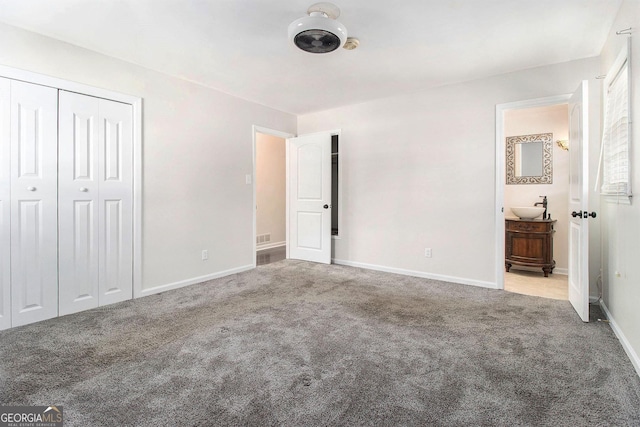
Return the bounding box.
[597,39,632,204]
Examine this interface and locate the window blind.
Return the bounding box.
[600,59,630,196]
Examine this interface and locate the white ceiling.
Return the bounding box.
[0,0,622,114]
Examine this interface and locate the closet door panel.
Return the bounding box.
[99,100,133,306]
[0,78,10,330]
[58,91,100,315]
[10,80,58,327]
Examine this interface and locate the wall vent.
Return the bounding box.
[256,233,271,244]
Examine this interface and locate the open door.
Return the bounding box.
[568,80,591,322]
[287,132,332,264]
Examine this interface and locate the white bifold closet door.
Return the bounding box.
[58,91,133,316]
[9,80,60,327]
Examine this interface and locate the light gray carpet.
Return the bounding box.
[1,260,639,426]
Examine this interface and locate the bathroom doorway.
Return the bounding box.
[496,98,571,300]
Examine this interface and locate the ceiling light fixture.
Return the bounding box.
[288,2,348,54]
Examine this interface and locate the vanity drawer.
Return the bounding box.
[506,221,549,233]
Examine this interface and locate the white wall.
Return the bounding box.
[598,0,640,375]
[256,132,286,248]
[0,20,614,330]
[0,23,296,292]
[504,104,570,272]
[299,57,601,290]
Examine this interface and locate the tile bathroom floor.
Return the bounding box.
[505,269,568,300]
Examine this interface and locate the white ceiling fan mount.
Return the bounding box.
[307,2,341,19]
[288,2,348,54]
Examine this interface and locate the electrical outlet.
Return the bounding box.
[424,248,432,258]
[202,250,209,261]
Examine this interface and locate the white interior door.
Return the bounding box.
[288,132,332,264]
[0,78,11,330]
[568,80,590,322]
[98,98,133,306]
[10,80,59,327]
[58,91,101,315]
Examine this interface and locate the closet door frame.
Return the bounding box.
[0,65,143,299]
[0,78,10,330]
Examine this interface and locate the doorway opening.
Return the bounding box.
[496,96,571,300]
[253,127,294,267]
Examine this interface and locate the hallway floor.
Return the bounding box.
[505,269,568,300]
[256,246,286,266]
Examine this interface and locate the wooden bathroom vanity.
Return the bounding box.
[505,218,556,277]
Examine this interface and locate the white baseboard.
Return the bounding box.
[257,241,286,251]
[138,264,254,297]
[554,268,568,275]
[332,259,497,289]
[599,299,640,379]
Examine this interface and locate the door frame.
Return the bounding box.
[252,126,295,267]
[0,64,143,298]
[494,93,571,290]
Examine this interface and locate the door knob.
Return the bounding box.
[323,204,329,209]
[572,211,597,219]
[79,187,88,192]
[26,186,36,191]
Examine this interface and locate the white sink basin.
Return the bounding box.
[510,206,545,220]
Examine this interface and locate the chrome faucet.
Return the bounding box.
[534,196,548,219]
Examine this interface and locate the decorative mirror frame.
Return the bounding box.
[506,133,553,184]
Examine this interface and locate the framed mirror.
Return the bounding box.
[506,133,553,184]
